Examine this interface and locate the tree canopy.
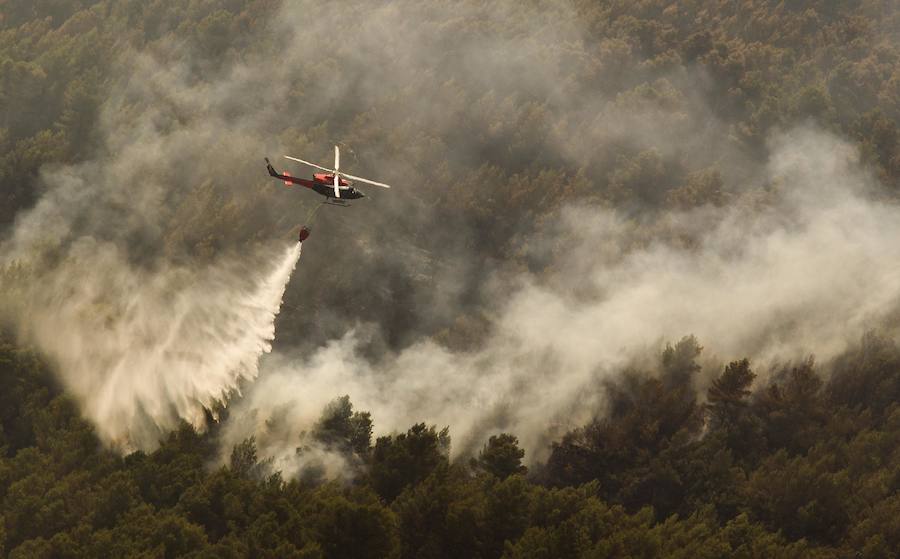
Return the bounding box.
[2,0,900,557]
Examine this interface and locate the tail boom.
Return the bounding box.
[265,158,316,189]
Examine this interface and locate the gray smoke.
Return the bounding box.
[225,126,900,469]
[3,1,898,469]
[0,40,310,450]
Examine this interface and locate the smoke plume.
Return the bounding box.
[3,0,899,472]
[228,127,900,469]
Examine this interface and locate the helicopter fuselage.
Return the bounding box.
[266,159,365,200]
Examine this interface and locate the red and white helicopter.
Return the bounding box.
[265,145,391,207]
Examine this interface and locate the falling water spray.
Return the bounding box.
[10,241,303,452]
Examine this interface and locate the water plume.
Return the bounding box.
[9,241,301,451]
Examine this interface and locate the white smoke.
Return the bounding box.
[226,126,900,469]
[0,15,311,451]
[3,1,898,474]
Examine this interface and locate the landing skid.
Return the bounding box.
[324,199,351,207]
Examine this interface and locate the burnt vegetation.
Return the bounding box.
[2,0,900,558]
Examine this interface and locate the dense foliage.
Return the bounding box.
[2,0,900,557]
[3,334,900,558]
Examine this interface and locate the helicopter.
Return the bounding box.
[265,145,391,207]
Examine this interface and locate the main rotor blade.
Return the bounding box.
[340,172,391,189]
[334,173,341,198]
[334,145,340,172]
[285,153,390,190]
[284,155,334,173]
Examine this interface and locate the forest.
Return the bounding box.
[2,0,900,557]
